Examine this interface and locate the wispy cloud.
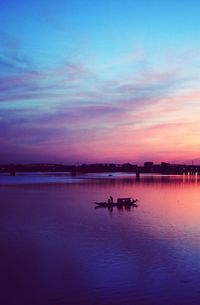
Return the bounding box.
[1,33,200,163]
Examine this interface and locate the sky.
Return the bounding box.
[1,0,200,164]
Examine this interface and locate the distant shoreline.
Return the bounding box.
[1,162,200,175]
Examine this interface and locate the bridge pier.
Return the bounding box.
[9,164,16,176]
[136,170,140,181]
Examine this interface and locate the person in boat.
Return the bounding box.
[110,196,113,204]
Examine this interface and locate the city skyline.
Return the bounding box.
[1,0,200,164]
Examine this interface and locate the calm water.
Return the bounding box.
[1,173,200,305]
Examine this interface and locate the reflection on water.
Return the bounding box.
[1,174,200,305]
[1,171,200,185]
[94,203,138,215]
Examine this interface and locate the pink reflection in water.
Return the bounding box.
[1,174,200,305]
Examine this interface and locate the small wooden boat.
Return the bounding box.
[95,202,117,207]
[95,197,138,208]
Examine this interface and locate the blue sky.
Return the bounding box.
[1,0,200,163]
[2,0,200,68]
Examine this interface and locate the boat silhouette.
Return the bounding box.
[94,197,138,208]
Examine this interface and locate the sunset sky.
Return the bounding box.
[1,0,200,164]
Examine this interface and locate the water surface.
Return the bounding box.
[1,173,200,305]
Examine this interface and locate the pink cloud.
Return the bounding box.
[1,38,200,164]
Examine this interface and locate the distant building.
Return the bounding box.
[144,162,154,167]
[161,162,170,167]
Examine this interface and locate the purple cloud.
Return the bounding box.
[1,33,200,163]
